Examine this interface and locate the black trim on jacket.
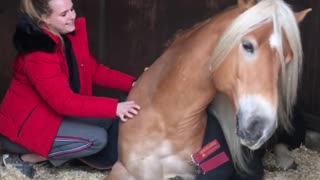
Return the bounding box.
[13,16,56,54]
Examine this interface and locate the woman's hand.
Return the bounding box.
[116,101,140,122]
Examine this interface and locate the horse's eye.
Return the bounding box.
[242,41,255,54]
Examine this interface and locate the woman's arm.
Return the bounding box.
[90,55,135,92]
[24,52,119,118]
[76,17,135,92]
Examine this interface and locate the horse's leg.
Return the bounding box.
[105,161,134,180]
[305,129,320,151]
[166,175,195,180]
[274,143,297,170]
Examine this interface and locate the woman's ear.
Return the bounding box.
[41,15,51,25]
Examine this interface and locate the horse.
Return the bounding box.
[106,0,310,179]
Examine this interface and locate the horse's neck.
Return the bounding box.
[155,14,236,111]
[154,51,216,118]
[161,7,243,115]
[130,7,241,129]
[139,15,236,116]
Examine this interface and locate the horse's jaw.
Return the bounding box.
[236,95,278,150]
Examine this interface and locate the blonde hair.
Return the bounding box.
[20,0,52,24]
[20,0,62,40]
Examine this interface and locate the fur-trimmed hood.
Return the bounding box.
[13,16,56,54]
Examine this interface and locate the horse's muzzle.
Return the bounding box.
[236,114,277,150]
[236,95,278,150]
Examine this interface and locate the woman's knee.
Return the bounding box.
[55,120,109,156]
[89,127,108,153]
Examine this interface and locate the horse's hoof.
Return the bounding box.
[305,130,320,152]
[288,161,298,170]
[274,143,297,170]
[168,176,184,180]
[276,155,297,170]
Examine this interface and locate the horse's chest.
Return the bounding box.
[128,140,196,180]
[161,154,195,180]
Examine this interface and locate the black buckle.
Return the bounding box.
[190,155,205,175]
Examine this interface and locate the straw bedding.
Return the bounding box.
[1,145,319,180]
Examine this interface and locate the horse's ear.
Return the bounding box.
[284,8,311,63]
[238,0,257,11]
[295,8,312,23]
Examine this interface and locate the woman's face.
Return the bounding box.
[43,0,76,34]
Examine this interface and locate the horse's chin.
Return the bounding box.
[239,136,266,150]
[238,119,277,150]
[239,127,276,150]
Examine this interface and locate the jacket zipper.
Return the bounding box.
[17,105,38,137]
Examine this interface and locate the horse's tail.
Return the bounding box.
[209,93,252,175]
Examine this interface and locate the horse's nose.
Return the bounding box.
[236,117,264,142]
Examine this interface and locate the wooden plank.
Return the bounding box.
[301,111,320,132]
[0,1,19,100]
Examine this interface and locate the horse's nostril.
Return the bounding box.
[248,120,261,132]
[237,121,263,141]
[236,128,249,139]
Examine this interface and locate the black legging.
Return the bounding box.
[196,111,265,180]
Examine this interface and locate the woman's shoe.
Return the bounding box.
[2,154,36,178]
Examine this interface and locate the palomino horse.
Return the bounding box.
[107,0,310,179]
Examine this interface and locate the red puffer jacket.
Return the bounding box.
[0,17,135,157]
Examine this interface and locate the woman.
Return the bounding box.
[0,0,140,178]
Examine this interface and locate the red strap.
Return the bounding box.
[199,151,230,174]
[192,139,220,164]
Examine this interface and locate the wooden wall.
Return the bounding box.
[0,1,19,101]
[296,0,320,131]
[100,0,235,97]
[1,0,320,131]
[0,0,235,99]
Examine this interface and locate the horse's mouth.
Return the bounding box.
[239,137,266,150]
[239,127,275,150]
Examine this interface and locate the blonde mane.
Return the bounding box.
[210,0,303,174]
